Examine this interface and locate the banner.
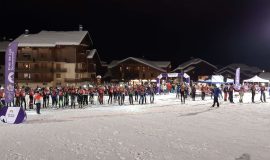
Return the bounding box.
[4,42,18,103]
[0,106,27,124]
[235,68,240,86]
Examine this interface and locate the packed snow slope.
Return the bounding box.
[0,93,270,160]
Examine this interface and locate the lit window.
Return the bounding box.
[120,67,122,72]
[56,74,61,78]
[24,73,30,79]
[126,67,129,70]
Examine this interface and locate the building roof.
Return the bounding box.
[108,57,170,72]
[173,58,217,72]
[14,31,89,47]
[215,63,262,77]
[0,41,10,52]
[216,63,261,73]
[259,72,270,80]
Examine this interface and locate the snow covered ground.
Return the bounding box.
[0,93,270,160]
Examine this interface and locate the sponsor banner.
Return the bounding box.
[0,107,27,124]
[235,68,240,86]
[5,42,19,103]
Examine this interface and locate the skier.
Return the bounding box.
[108,86,113,104]
[78,87,84,108]
[128,87,134,105]
[201,84,206,100]
[180,83,185,104]
[63,87,69,107]
[15,88,21,106]
[29,88,34,109]
[20,88,27,110]
[98,86,104,105]
[34,90,42,114]
[51,88,58,108]
[228,84,234,103]
[70,87,76,109]
[149,86,155,104]
[239,86,244,103]
[223,84,229,101]
[251,84,256,103]
[260,84,266,103]
[176,83,180,99]
[0,88,5,107]
[212,85,221,107]
[191,84,196,101]
[58,88,64,108]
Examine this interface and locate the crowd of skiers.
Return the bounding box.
[173,82,268,107]
[0,82,269,114]
[0,84,157,114]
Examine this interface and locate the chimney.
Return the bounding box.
[79,25,83,31]
[25,29,29,35]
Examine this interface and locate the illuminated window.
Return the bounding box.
[120,67,122,72]
[56,74,61,78]
[24,73,31,79]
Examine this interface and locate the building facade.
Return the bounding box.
[14,29,99,87]
[106,57,171,82]
[173,58,217,82]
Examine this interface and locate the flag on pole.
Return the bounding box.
[4,42,18,103]
[235,68,240,88]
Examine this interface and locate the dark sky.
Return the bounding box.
[1,0,270,70]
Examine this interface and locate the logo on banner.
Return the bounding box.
[8,72,14,83]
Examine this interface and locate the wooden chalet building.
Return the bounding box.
[105,57,171,82]
[173,58,217,81]
[13,27,103,87]
[215,63,262,82]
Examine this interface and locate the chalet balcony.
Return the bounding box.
[64,78,92,83]
[53,68,67,72]
[17,56,54,62]
[17,68,53,73]
[75,68,87,73]
[17,56,33,62]
[16,77,53,83]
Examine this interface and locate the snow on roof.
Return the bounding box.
[87,49,97,59]
[14,31,89,47]
[216,63,261,73]
[173,58,217,72]
[108,57,170,72]
[0,41,10,52]
[148,61,171,68]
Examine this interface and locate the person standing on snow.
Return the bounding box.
[260,84,266,103]
[201,84,206,100]
[223,84,229,101]
[251,84,256,103]
[34,90,42,114]
[212,85,221,107]
[176,83,181,99]
[239,86,245,103]
[228,84,234,103]
[191,84,196,101]
[180,83,186,104]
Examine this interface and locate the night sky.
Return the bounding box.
[1,0,270,70]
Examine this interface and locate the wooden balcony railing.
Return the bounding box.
[64,78,92,83]
[53,68,68,72]
[17,68,53,73]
